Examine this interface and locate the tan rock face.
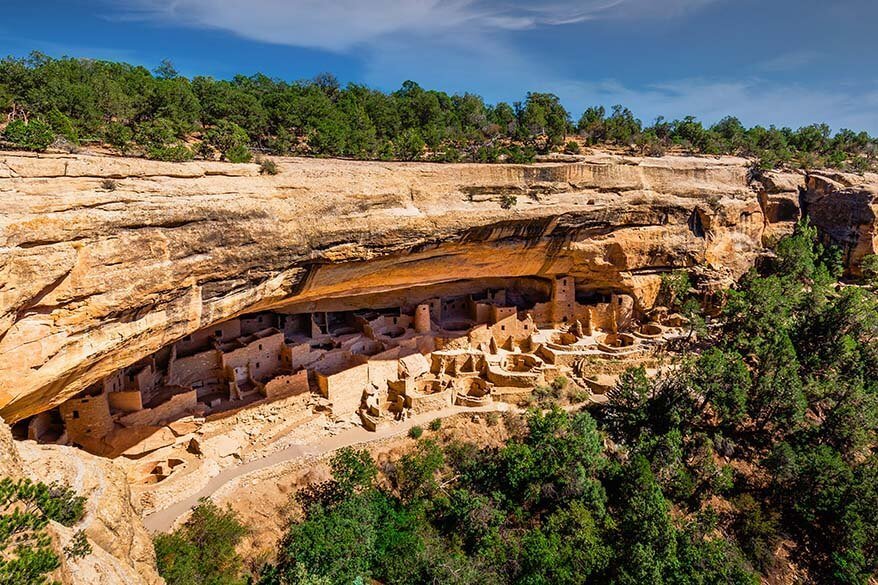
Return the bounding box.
[0,418,162,584]
[801,171,878,275]
[1,151,770,421]
[0,418,23,477]
[753,169,806,244]
[16,440,164,584]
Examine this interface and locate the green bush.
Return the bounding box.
[47,108,78,143]
[104,122,133,153]
[533,383,563,406]
[64,530,92,560]
[551,376,569,391]
[429,418,442,431]
[504,144,536,163]
[259,158,278,175]
[436,146,461,162]
[567,387,590,403]
[731,494,780,570]
[408,425,424,439]
[500,194,517,209]
[154,498,247,585]
[861,254,878,284]
[393,128,425,161]
[135,118,177,150]
[660,270,692,309]
[148,145,194,162]
[475,144,500,163]
[564,140,581,154]
[225,143,252,163]
[206,120,252,162]
[2,119,55,151]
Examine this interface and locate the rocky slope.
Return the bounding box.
[0,150,874,422]
[0,422,163,584]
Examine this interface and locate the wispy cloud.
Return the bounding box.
[112,0,720,51]
[756,50,820,73]
[548,78,878,133]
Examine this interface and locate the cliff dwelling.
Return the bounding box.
[12,274,688,460]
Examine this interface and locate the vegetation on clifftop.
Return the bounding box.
[2,52,876,172]
[154,226,878,585]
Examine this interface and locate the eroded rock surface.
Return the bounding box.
[802,171,878,275]
[0,419,163,584]
[17,439,164,584]
[0,150,841,422]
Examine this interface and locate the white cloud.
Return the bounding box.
[114,0,720,51]
[756,50,820,73]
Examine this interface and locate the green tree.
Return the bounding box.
[604,105,641,145]
[690,348,751,426]
[0,478,87,585]
[393,128,425,161]
[577,106,606,144]
[610,455,677,584]
[205,120,250,157]
[154,498,247,585]
[860,254,878,285]
[104,122,133,153]
[518,92,570,148]
[518,501,611,584]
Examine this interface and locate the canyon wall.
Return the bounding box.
[802,172,878,274]
[1,150,873,422]
[752,167,878,272]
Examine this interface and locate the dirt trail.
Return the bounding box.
[142,402,512,533]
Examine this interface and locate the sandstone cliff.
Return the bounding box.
[751,168,878,272]
[802,171,878,274]
[0,150,871,422]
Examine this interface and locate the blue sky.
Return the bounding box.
[2,0,877,133]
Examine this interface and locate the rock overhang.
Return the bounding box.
[0,151,780,421]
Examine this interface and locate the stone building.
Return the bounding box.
[21,273,668,450]
[59,389,114,446]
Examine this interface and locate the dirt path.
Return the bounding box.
[142,402,513,533]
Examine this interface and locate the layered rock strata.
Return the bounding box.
[4,151,870,422]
